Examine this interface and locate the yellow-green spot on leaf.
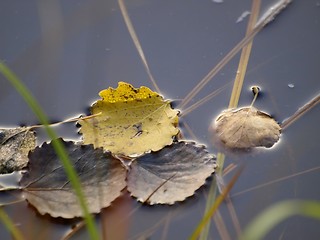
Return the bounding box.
[79,82,179,156]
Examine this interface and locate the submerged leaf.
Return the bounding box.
[127,141,217,205]
[79,82,179,156]
[20,139,126,218]
[0,127,36,174]
[215,107,281,149]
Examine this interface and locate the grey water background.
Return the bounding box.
[0,0,320,239]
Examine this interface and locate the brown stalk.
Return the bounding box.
[118,0,161,93]
[281,93,320,130]
[179,0,292,110]
[190,165,244,240]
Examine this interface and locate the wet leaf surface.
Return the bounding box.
[0,127,36,174]
[215,107,281,149]
[19,139,126,218]
[127,141,217,204]
[79,82,179,157]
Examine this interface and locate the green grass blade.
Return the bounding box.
[199,177,218,240]
[0,208,24,240]
[0,62,99,240]
[189,166,243,240]
[198,153,225,240]
[241,200,320,240]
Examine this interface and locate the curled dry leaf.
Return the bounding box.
[19,139,126,218]
[215,107,281,149]
[127,141,217,205]
[79,82,179,157]
[0,127,36,174]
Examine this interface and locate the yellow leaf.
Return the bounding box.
[79,82,179,156]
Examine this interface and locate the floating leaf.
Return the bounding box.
[127,141,217,205]
[79,82,179,156]
[215,107,281,149]
[0,127,36,174]
[19,139,126,218]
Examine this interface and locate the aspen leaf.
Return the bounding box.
[79,82,179,157]
[19,139,126,218]
[127,141,217,205]
[0,127,36,174]
[215,107,281,149]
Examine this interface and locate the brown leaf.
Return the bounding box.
[0,127,36,174]
[127,141,217,205]
[215,107,281,149]
[20,139,126,218]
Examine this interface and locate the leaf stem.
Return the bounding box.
[29,112,102,129]
[250,86,260,107]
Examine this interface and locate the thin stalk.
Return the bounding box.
[229,1,260,109]
[281,93,320,130]
[118,0,161,93]
[232,165,320,198]
[29,112,101,129]
[198,152,225,240]
[179,0,292,110]
[199,177,218,240]
[213,210,232,240]
[181,82,231,117]
[189,166,243,240]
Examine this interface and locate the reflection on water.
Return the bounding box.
[0,0,320,239]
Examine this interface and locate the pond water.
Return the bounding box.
[0,0,320,239]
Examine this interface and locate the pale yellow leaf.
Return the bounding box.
[79,82,179,156]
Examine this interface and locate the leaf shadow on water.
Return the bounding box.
[1,0,320,239]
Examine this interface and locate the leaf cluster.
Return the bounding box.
[1,82,217,218]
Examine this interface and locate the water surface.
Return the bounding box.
[0,0,320,239]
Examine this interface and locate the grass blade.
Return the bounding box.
[0,208,24,240]
[199,177,218,240]
[0,62,99,240]
[198,153,225,240]
[189,165,243,240]
[241,200,320,240]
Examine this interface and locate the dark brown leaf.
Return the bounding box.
[20,139,126,218]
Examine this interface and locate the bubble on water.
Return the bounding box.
[288,83,295,88]
[212,0,224,3]
[236,11,251,23]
